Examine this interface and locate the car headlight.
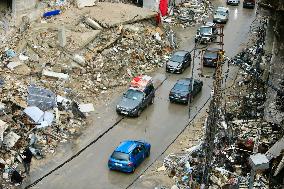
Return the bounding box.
[116,105,121,109]
[132,108,137,112]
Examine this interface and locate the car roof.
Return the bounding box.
[173,50,189,56]
[115,140,142,154]
[217,6,229,11]
[205,22,215,27]
[205,47,221,53]
[176,78,193,85]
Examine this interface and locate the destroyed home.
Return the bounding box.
[0,0,283,189]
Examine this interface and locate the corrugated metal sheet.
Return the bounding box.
[265,136,284,160]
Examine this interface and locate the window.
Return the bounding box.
[124,89,144,101]
[111,152,130,161]
[170,54,184,63]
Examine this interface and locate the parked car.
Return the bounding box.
[243,0,255,8]
[203,47,222,67]
[108,140,151,173]
[166,51,191,74]
[169,78,203,104]
[116,75,155,117]
[213,7,229,24]
[227,0,240,5]
[195,22,218,44]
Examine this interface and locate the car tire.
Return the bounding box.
[136,109,142,117]
[150,97,154,104]
[131,166,136,173]
[146,150,150,157]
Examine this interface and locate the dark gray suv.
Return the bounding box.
[166,51,191,74]
[116,84,155,117]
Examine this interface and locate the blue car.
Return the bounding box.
[108,140,151,173]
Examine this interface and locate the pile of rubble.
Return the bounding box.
[0,1,173,187]
[163,0,213,28]
[158,117,283,189]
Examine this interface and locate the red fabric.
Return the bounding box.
[159,0,168,16]
[156,13,161,25]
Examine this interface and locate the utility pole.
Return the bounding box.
[189,42,197,118]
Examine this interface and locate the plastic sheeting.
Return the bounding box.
[24,106,54,128]
[159,0,168,16]
[27,85,56,111]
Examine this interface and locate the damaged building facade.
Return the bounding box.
[0,0,37,15]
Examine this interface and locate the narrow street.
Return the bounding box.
[26,3,257,189]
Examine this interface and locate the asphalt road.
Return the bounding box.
[28,4,256,189]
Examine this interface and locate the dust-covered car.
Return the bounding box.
[203,47,223,67]
[195,22,218,44]
[213,7,229,24]
[116,75,155,117]
[166,51,191,74]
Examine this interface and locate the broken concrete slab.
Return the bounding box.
[65,30,101,52]
[42,70,69,80]
[82,2,157,28]
[73,54,86,66]
[76,0,97,8]
[7,62,23,70]
[58,27,67,47]
[85,17,103,30]
[13,64,31,75]
[78,103,94,113]
[0,120,8,141]
[3,132,20,148]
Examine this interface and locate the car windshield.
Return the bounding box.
[174,83,190,92]
[204,51,218,59]
[170,54,184,62]
[124,89,144,101]
[215,11,226,16]
[111,151,129,161]
[200,27,212,34]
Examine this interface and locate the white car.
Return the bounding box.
[213,7,229,24]
[227,0,240,5]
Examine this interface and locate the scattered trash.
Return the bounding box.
[78,103,95,113]
[5,49,16,58]
[43,10,61,18]
[42,70,69,80]
[19,54,29,61]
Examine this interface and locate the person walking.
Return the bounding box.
[22,147,33,175]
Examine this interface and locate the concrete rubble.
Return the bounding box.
[163,0,213,28]
[0,0,175,187]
